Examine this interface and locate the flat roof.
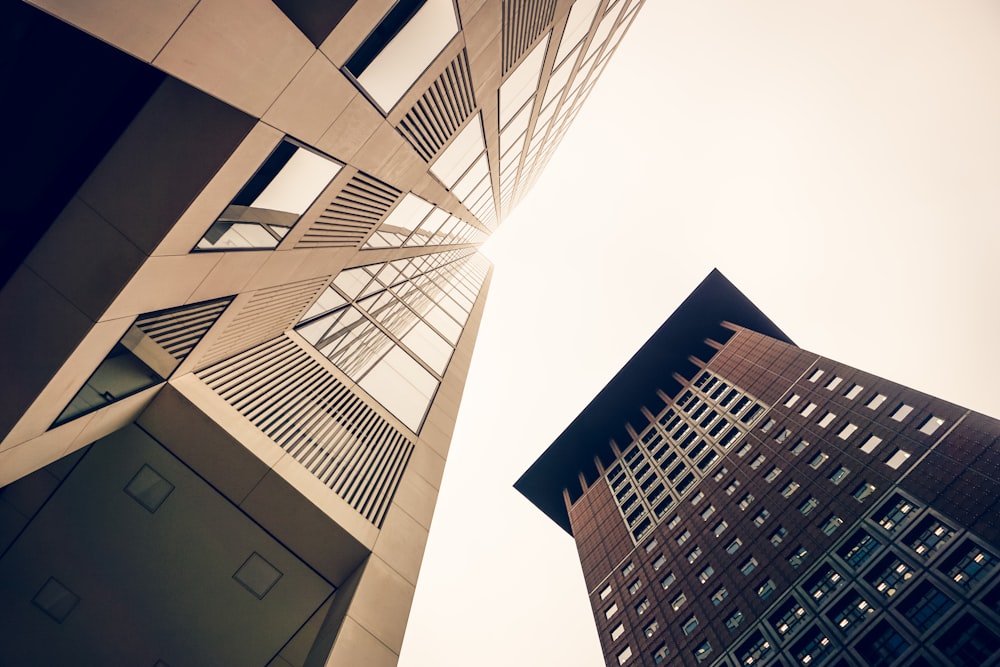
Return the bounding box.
[514,269,793,534]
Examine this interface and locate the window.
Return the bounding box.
[345,0,460,111]
[821,514,843,536]
[876,494,919,532]
[711,586,729,605]
[799,497,819,515]
[807,368,824,382]
[616,646,633,665]
[713,467,729,482]
[844,383,864,400]
[791,626,834,666]
[890,403,913,422]
[693,641,712,663]
[760,417,776,433]
[918,415,944,435]
[838,530,882,569]
[600,584,613,600]
[853,482,876,502]
[837,423,858,440]
[784,393,801,407]
[800,402,818,417]
[644,538,659,554]
[686,546,702,563]
[690,491,705,506]
[700,505,716,521]
[643,620,659,638]
[806,565,844,601]
[671,593,687,611]
[726,610,745,631]
[651,643,670,664]
[867,556,914,598]
[934,614,1000,667]
[790,438,810,455]
[738,493,755,511]
[906,516,955,558]
[753,509,770,526]
[611,623,626,640]
[809,452,829,469]
[635,597,651,616]
[757,578,776,599]
[828,589,874,633]
[866,393,887,409]
[829,466,850,484]
[899,581,954,633]
[667,515,682,530]
[789,545,809,568]
[652,554,667,571]
[725,479,741,495]
[940,540,997,590]
[682,616,699,635]
[884,448,911,469]
[737,632,773,666]
[736,442,753,458]
[855,621,909,667]
[660,572,676,590]
[770,526,787,546]
[197,140,342,251]
[750,454,766,470]
[770,598,808,636]
[628,579,642,595]
[781,481,801,498]
[676,530,691,546]
[765,466,782,483]
[697,566,715,583]
[740,557,758,576]
[712,520,729,537]
[605,602,619,619]
[817,411,836,428]
[621,561,635,577]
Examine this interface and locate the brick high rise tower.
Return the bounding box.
[517,270,1000,667]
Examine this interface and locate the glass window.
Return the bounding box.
[621,561,635,577]
[600,584,613,600]
[197,139,341,251]
[906,515,955,559]
[697,566,714,584]
[660,572,676,590]
[826,376,843,390]
[627,578,642,595]
[807,368,824,382]
[757,578,776,599]
[838,423,858,440]
[791,626,835,665]
[844,383,864,400]
[651,643,670,664]
[770,598,808,636]
[884,448,911,469]
[934,614,1000,666]
[890,403,914,422]
[682,615,698,635]
[789,545,809,568]
[726,538,743,554]
[611,623,625,640]
[643,620,659,638]
[740,557,758,576]
[899,581,954,633]
[855,621,909,667]
[769,526,787,546]
[345,0,459,111]
[499,35,550,126]
[829,466,850,484]
[876,494,919,533]
[686,546,702,563]
[753,509,770,526]
[652,554,667,570]
[790,438,810,455]
[737,632,773,666]
[671,593,687,611]
[738,493,754,510]
[918,415,944,435]
[712,520,728,537]
[711,587,728,605]
[635,597,650,616]
[838,529,882,569]
[799,497,819,515]
[605,602,619,619]
[940,540,997,590]
[800,402,818,417]
[554,0,601,64]
[782,481,800,498]
[765,466,782,482]
[806,565,845,602]
[616,646,633,665]
[853,482,877,502]
[866,556,915,598]
[817,411,836,428]
[827,589,874,633]
[726,610,745,631]
[430,113,486,189]
[783,393,801,407]
[693,641,712,663]
[866,393,887,409]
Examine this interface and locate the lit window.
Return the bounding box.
[941,540,997,590]
[844,383,864,400]
[726,538,743,555]
[753,509,770,527]
[884,448,911,469]
[799,497,819,516]
[616,646,633,665]
[628,579,642,595]
[839,529,882,569]
[738,493,755,511]
[635,597,650,616]
[740,557,758,576]
[817,412,836,428]
[687,546,702,564]
[671,593,687,611]
[837,423,858,440]
[652,554,667,570]
[611,623,625,640]
[860,434,882,453]
[770,526,787,546]
[918,415,944,435]
[643,620,659,638]
[800,402,818,417]
[197,139,342,251]
[907,516,955,558]
[621,561,635,577]
[867,556,914,598]
[652,643,670,664]
[757,579,776,599]
[820,514,844,536]
[866,393,887,409]
[725,610,744,631]
[605,602,619,619]
[600,584,613,600]
[660,572,676,590]
[790,439,810,455]
[737,632,773,665]
[700,505,716,521]
[676,530,691,546]
[789,545,809,568]
[682,616,699,635]
[770,598,808,636]
[750,454,766,470]
[711,587,729,605]
[876,494,919,533]
[697,566,715,584]
[890,403,914,422]
[693,641,712,663]
[725,479,741,495]
[784,394,801,408]
[765,466,782,482]
[791,626,834,665]
[345,0,460,111]
[808,452,829,469]
[828,590,874,633]
[781,481,800,498]
[807,369,824,382]
[712,520,729,537]
[829,466,850,484]
[806,566,844,601]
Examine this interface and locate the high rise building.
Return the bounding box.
[517,270,1000,667]
[0,0,644,664]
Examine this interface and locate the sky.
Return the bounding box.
[398,2,1000,665]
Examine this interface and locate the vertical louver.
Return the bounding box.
[295,171,402,249]
[502,0,557,73]
[397,50,477,162]
[196,334,414,527]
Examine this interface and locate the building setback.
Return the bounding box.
[516,270,1000,667]
[0,0,644,664]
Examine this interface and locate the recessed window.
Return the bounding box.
[860,434,883,454]
[605,602,619,619]
[884,448,911,469]
[750,454,766,470]
[738,493,755,511]
[197,139,341,251]
[907,516,956,558]
[770,526,787,546]
[652,643,670,664]
[790,438,810,455]
[233,552,283,599]
[652,554,667,570]
[725,479,740,495]
[682,616,699,635]
[753,509,770,526]
[800,402,818,417]
[712,520,729,537]
[635,597,651,616]
[345,0,459,111]
[817,411,836,428]
[628,579,642,595]
[644,538,659,554]
[643,620,659,638]
[781,481,800,498]
[693,641,713,663]
[918,415,944,435]
[711,586,729,605]
[687,546,702,563]
[726,538,743,555]
[697,566,715,584]
[866,393,887,409]
[844,383,864,400]
[600,584,613,600]
[760,417,776,433]
[825,376,843,390]
[660,572,676,590]
[124,465,174,513]
[890,403,914,422]
[736,443,753,458]
[621,561,635,577]
[808,452,829,469]
[799,497,819,515]
[876,494,919,532]
[807,368,824,382]
[757,579,776,599]
[837,423,858,440]
[764,466,782,482]
[740,557,758,576]
[617,646,633,665]
[821,514,844,536]
[611,623,626,640]
[789,545,809,568]
[690,490,705,506]
[671,593,688,611]
[829,466,851,484]
[676,530,691,546]
[784,394,801,408]
[32,577,79,623]
[726,610,745,631]
[839,529,882,569]
[700,505,716,521]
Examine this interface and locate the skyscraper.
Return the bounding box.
[517,270,1000,667]
[0,0,644,663]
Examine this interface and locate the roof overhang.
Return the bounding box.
[514,269,793,534]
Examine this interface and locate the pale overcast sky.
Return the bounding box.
[399,2,1000,665]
